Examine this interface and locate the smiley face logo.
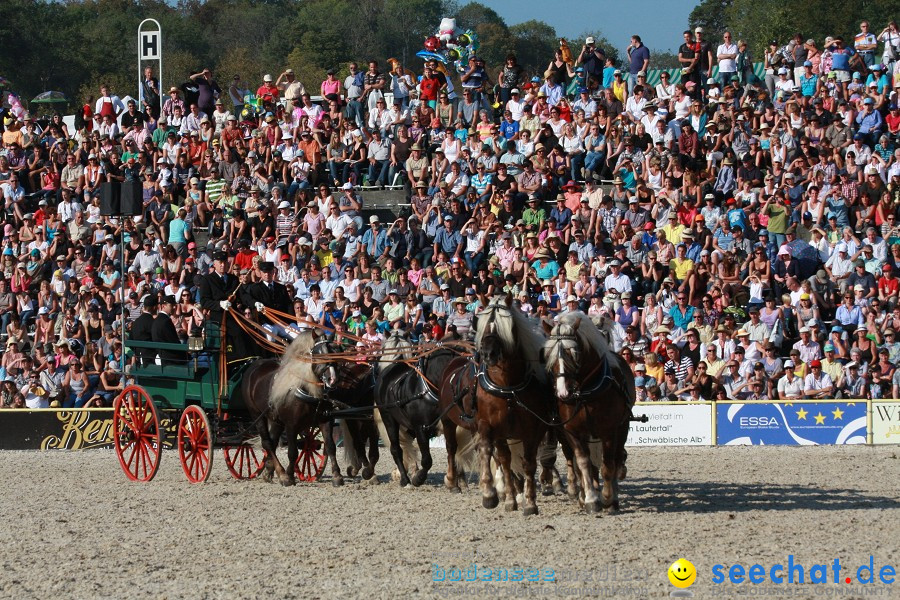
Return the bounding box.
[668,558,696,588]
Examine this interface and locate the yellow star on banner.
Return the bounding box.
[813,412,827,425]
[796,407,809,420]
[831,407,844,420]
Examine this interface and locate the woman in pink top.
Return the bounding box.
[302,202,326,239]
[320,70,341,99]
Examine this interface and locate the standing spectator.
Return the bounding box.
[626,35,650,94]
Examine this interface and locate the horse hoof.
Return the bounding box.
[584,501,601,514]
[552,481,564,495]
[542,486,555,497]
[482,495,499,509]
[523,505,539,516]
[608,501,620,514]
[399,478,411,488]
[346,467,358,477]
[504,502,518,512]
[361,467,374,480]
[280,477,296,487]
[411,470,427,487]
[332,477,344,487]
[618,466,628,481]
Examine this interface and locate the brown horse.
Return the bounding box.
[438,299,550,515]
[240,331,336,486]
[317,344,380,486]
[544,312,634,512]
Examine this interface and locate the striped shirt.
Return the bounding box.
[205,178,226,205]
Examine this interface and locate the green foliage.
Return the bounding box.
[688,0,733,42]
[510,20,558,75]
[651,51,682,71]
[0,0,615,111]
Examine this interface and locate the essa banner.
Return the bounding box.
[872,401,900,445]
[717,402,867,445]
[627,403,713,446]
[0,409,177,450]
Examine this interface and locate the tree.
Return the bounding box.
[688,0,733,43]
[510,20,557,75]
[651,51,682,71]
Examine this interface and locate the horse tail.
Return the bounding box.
[340,419,362,473]
[453,425,478,475]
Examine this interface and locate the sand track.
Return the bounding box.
[0,446,897,599]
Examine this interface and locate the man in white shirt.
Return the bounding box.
[716,32,739,86]
[803,360,834,398]
[572,88,597,120]
[603,260,632,295]
[505,89,526,121]
[623,86,648,122]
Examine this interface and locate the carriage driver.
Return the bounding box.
[198,251,259,361]
[241,261,293,345]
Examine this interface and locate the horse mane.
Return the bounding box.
[475,299,546,384]
[271,330,321,404]
[379,331,413,373]
[565,312,613,357]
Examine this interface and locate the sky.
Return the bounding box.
[473,0,699,54]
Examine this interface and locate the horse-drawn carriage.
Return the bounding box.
[113,327,327,484]
[114,300,644,516]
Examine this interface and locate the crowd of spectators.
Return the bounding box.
[1,21,900,409]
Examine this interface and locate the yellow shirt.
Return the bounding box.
[662,222,685,242]
[670,257,694,281]
[704,358,726,378]
[613,80,627,103]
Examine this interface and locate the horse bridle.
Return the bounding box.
[548,331,610,401]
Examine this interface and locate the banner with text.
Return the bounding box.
[717,402,867,445]
[872,401,900,445]
[0,409,177,450]
[627,403,713,446]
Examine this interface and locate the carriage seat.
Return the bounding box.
[130,362,196,379]
[125,340,196,379]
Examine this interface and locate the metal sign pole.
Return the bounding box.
[137,19,163,111]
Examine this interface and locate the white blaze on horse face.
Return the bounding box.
[556,355,568,399]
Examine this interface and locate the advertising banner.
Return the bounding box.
[0,409,177,450]
[871,402,900,445]
[627,403,713,446]
[717,402,867,445]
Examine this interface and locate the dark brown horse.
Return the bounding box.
[438,299,550,515]
[316,343,380,486]
[240,331,336,486]
[544,313,634,512]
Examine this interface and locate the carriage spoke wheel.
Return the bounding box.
[113,385,162,482]
[223,445,266,480]
[177,406,214,483]
[294,426,327,482]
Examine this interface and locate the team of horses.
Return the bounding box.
[239,297,636,515]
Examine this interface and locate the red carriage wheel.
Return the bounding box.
[294,426,327,481]
[177,405,214,483]
[223,445,266,480]
[113,385,162,482]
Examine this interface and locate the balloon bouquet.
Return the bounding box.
[417,18,480,73]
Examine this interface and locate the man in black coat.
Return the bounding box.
[241,261,293,347]
[130,296,157,366]
[198,251,256,360]
[152,296,186,366]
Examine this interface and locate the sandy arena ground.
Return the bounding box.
[0,445,897,600]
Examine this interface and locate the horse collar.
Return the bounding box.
[476,363,533,397]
